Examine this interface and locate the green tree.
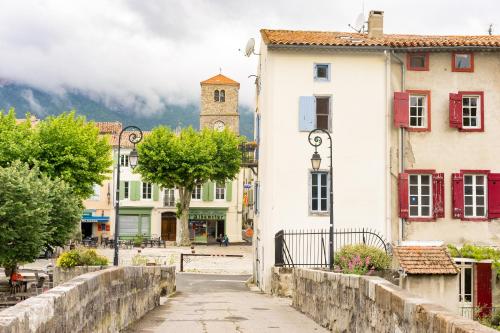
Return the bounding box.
[35,112,112,199]
[46,177,83,247]
[0,109,38,167]
[0,162,51,273]
[136,127,242,245]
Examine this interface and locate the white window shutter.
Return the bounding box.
[299,96,316,131]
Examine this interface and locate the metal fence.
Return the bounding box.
[275,228,390,268]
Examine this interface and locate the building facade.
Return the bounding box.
[253,10,500,310]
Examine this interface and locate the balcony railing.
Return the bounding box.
[240,141,258,171]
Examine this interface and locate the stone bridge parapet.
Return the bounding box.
[0,265,176,333]
[293,268,497,333]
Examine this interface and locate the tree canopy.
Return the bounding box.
[0,162,51,272]
[136,127,242,245]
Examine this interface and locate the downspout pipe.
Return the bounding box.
[391,51,405,244]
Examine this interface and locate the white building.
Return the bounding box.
[254,12,392,291]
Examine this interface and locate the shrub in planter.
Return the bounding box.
[334,244,391,275]
[133,234,144,247]
[56,248,108,268]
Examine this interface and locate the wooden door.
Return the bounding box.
[161,215,176,241]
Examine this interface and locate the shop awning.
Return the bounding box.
[81,216,110,223]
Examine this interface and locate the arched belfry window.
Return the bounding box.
[220,90,225,102]
[214,90,219,102]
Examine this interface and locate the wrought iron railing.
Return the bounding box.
[275,228,390,268]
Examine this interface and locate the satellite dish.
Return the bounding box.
[245,38,255,57]
[354,13,365,31]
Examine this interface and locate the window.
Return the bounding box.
[192,184,202,200]
[394,91,431,130]
[90,184,100,201]
[314,64,330,81]
[142,182,152,200]
[449,92,484,131]
[464,174,487,218]
[124,181,129,199]
[457,261,473,306]
[409,94,427,128]
[164,188,175,207]
[310,172,328,213]
[220,90,225,102]
[409,174,432,217]
[120,154,129,167]
[215,182,225,200]
[299,96,331,132]
[462,95,480,129]
[407,53,429,71]
[214,90,219,102]
[452,52,474,72]
[399,171,444,221]
[316,97,330,131]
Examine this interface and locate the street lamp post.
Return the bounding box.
[307,129,334,270]
[113,126,143,266]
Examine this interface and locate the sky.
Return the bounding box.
[0,0,498,112]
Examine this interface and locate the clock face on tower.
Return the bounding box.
[213,121,225,131]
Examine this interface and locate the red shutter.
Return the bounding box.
[394,92,409,128]
[452,173,464,219]
[476,263,492,316]
[399,173,409,218]
[488,173,500,219]
[449,93,463,128]
[433,173,445,218]
[97,224,102,231]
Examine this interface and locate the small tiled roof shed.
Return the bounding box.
[393,246,459,275]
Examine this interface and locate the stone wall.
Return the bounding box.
[293,268,497,333]
[271,267,294,298]
[53,266,105,286]
[0,265,176,333]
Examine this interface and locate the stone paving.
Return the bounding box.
[19,244,253,275]
[123,273,328,333]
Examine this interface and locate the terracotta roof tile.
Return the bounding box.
[261,29,500,49]
[201,74,240,87]
[393,246,459,275]
[94,121,122,134]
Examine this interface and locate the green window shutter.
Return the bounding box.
[153,184,159,201]
[202,182,210,201]
[207,182,215,201]
[130,181,140,201]
[226,181,233,202]
[119,181,125,200]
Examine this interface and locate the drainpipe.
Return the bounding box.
[391,51,405,244]
[384,50,392,244]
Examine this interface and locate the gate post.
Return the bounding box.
[275,230,284,266]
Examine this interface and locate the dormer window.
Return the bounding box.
[214,89,225,102]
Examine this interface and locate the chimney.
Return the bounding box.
[367,10,384,38]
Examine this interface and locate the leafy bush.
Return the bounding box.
[447,244,500,276]
[133,234,144,247]
[56,248,108,268]
[478,308,500,330]
[131,254,148,266]
[334,244,391,275]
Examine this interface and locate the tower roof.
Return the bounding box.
[200,74,240,88]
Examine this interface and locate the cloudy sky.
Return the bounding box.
[0,0,497,111]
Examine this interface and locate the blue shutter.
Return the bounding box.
[299,96,316,131]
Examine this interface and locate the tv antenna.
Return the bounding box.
[348,1,366,33]
[240,38,260,57]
